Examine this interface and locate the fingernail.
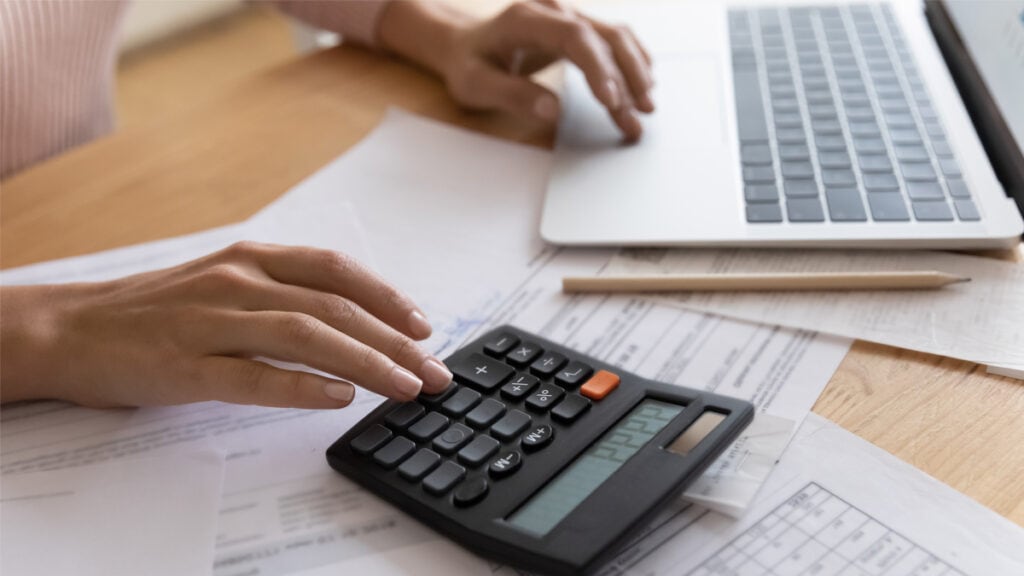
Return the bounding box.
[533,94,559,123]
[391,365,423,398]
[408,310,432,340]
[420,357,453,392]
[324,381,354,403]
[600,79,623,109]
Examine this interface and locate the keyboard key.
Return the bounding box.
[407,411,449,442]
[432,423,474,454]
[845,107,875,121]
[530,352,567,377]
[779,143,809,160]
[932,139,953,157]
[746,203,783,223]
[954,199,980,221]
[854,138,886,155]
[906,181,944,200]
[384,403,425,430]
[488,450,522,479]
[912,200,954,221]
[938,158,961,177]
[889,128,921,145]
[819,152,850,169]
[863,173,899,192]
[745,185,779,203]
[786,198,826,222]
[741,143,773,165]
[849,121,880,137]
[812,119,842,135]
[551,394,592,424]
[465,398,507,429]
[885,113,915,128]
[450,353,514,391]
[822,170,856,187]
[894,145,929,162]
[397,448,441,481]
[816,134,846,151]
[924,122,945,137]
[422,461,466,495]
[373,437,416,469]
[734,70,769,141]
[418,383,457,407]
[351,425,392,456]
[491,410,531,441]
[453,477,489,507]
[526,384,566,412]
[521,424,555,452]
[776,128,806,144]
[501,373,539,400]
[858,154,893,173]
[457,435,500,467]
[782,161,814,179]
[824,188,867,222]
[784,179,819,198]
[901,163,936,181]
[483,332,519,357]
[506,342,543,367]
[808,104,836,119]
[580,370,620,400]
[555,361,593,387]
[946,179,970,198]
[441,387,482,417]
[774,112,803,128]
[867,193,911,221]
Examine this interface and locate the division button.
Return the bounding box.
[465,398,507,429]
[526,385,566,412]
[580,370,621,400]
[432,423,474,454]
[457,435,501,467]
[407,411,450,442]
[398,448,442,481]
[422,461,466,496]
[450,353,514,391]
[372,437,416,469]
[483,332,520,357]
[350,424,392,456]
[554,361,593,388]
[521,425,555,452]
[501,373,539,400]
[441,387,482,417]
[530,352,568,377]
[384,403,425,430]
[506,342,543,367]
[488,450,523,479]
[453,477,490,507]
[551,394,592,424]
[491,410,532,441]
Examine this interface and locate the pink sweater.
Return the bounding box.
[0,0,389,180]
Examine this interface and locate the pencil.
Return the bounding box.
[561,271,971,293]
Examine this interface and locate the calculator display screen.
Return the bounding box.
[507,399,684,536]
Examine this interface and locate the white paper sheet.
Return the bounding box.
[606,248,1024,372]
[1,451,224,576]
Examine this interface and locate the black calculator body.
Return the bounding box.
[327,326,754,576]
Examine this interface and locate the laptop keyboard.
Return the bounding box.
[729,3,981,224]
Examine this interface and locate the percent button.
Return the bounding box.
[525,385,565,412]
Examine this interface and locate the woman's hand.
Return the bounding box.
[0,242,452,409]
[380,0,654,141]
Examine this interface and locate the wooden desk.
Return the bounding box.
[3,45,1022,526]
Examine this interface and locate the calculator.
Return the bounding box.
[327,325,754,576]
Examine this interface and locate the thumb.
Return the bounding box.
[459,64,561,124]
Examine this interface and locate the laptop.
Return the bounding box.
[541,0,1024,248]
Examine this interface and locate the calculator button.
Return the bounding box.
[525,385,565,412]
[529,352,567,377]
[580,370,620,400]
[441,387,482,417]
[491,410,532,441]
[432,423,474,454]
[384,403,425,430]
[457,435,500,467]
[398,448,441,481]
[407,412,449,442]
[551,394,591,424]
[554,361,593,388]
[350,425,392,455]
[506,342,543,367]
[488,450,522,479]
[422,461,466,495]
[450,353,514,391]
[372,437,416,469]
[465,399,507,429]
[418,383,457,407]
[452,477,490,507]
[521,425,554,452]
[483,333,520,357]
[501,373,538,400]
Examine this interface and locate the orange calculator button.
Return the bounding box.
[580,370,620,400]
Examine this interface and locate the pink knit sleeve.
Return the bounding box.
[268,0,392,48]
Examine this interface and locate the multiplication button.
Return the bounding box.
[525,385,565,412]
[506,342,543,367]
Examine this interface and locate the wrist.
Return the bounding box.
[378,1,475,81]
[1,284,79,403]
